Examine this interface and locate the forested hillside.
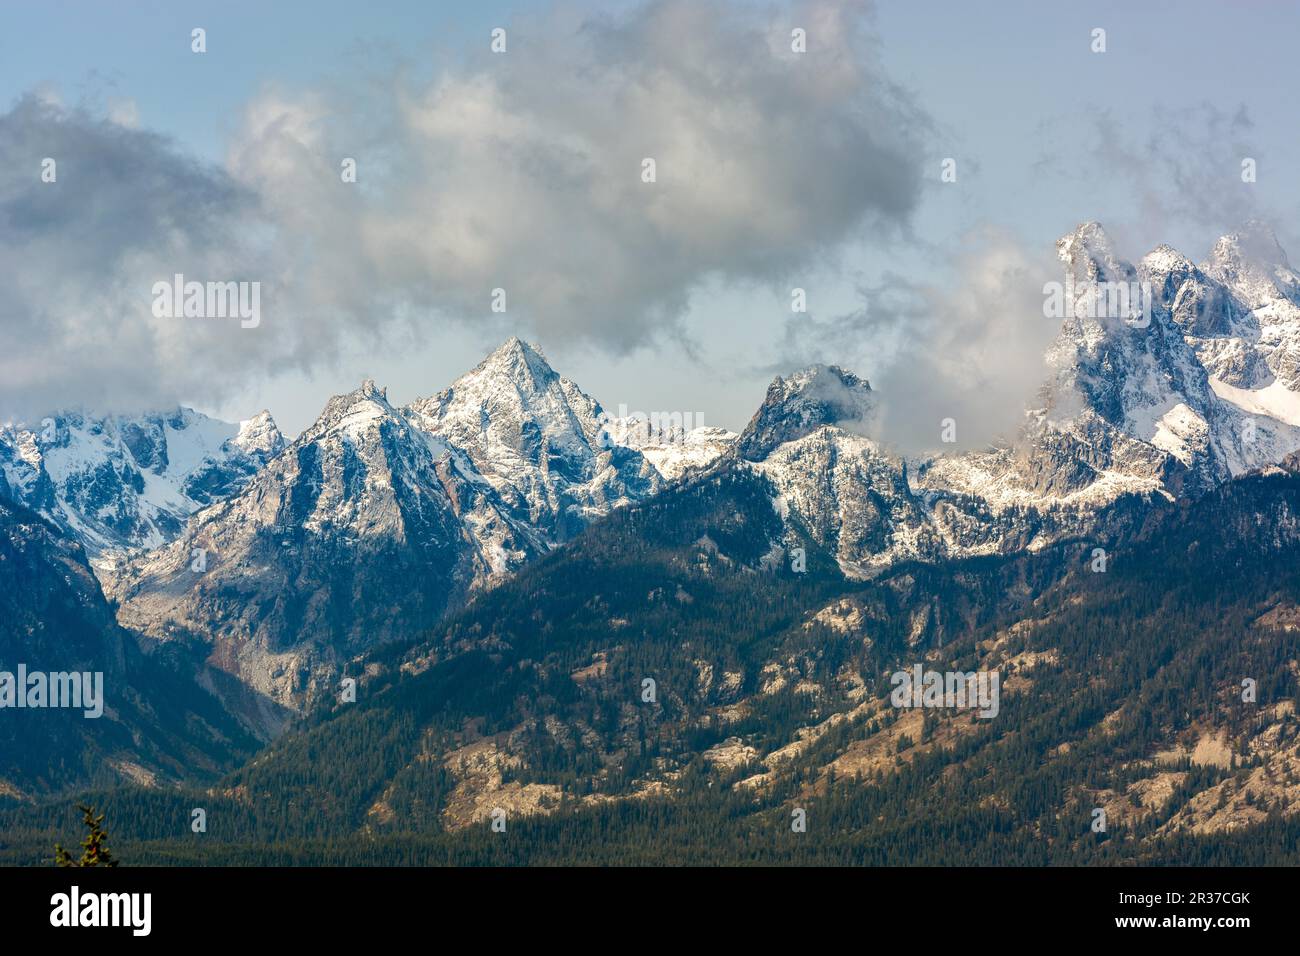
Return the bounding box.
[5,464,1300,864]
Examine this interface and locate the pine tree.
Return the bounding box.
[54,804,119,867]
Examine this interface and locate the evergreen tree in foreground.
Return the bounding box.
[54,804,119,867]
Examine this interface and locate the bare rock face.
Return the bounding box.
[103,382,506,715]
[933,223,1300,499]
[405,337,665,542]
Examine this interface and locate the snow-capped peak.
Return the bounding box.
[1140,243,1195,278]
[298,380,404,445]
[737,364,876,461]
[1210,220,1289,270]
[404,339,666,542]
[472,336,559,394]
[1056,220,1127,282]
[1203,221,1300,310]
[0,406,284,554]
[233,410,285,459]
[409,340,595,463]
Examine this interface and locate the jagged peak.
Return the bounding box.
[1201,220,1300,308]
[3,404,260,440]
[300,379,402,444]
[233,410,285,458]
[1208,220,1289,270]
[470,337,557,391]
[1141,243,1195,276]
[737,364,876,461]
[491,335,545,360]
[773,364,871,403]
[406,339,563,419]
[1056,221,1123,279]
[1062,220,1109,245]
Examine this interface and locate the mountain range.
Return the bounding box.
[1,407,284,556]
[4,222,1300,865]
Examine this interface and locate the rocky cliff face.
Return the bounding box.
[83,222,1300,713]
[0,494,260,796]
[736,364,877,462]
[103,381,502,715]
[101,342,733,716]
[405,337,666,542]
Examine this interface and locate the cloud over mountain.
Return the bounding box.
[775,227,1060,453]
[0,0,930,420]
[0,95,280,421]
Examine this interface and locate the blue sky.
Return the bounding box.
[3,0,1298,437]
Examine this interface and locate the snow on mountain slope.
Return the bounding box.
[102,380,527,715]
[742,222,1300,578]
[1210,377,1300,425]
[924,223,1300,506]
[0,407,284,555]
[600,415,737,481]
[1041,223,1234,488]
[103,343,724,713]
[90,217,1300,697]
[749,426,936,574]
[405,337,668,538]
[737,364,876,461]
[733,362,1155,578]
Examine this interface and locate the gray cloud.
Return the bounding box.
[776,102,1293,457]
[774,228,1060,454]
[227,0,929,350]
[1,0,931,422]
[0,95,294,421]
